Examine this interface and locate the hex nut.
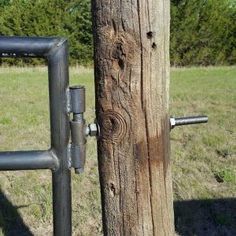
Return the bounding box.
[170,117,176,129]
[89,123,98,136]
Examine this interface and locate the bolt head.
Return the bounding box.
[89,123,98,136]
[170,117,176,129]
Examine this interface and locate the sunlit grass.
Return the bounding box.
[0,66,235,235]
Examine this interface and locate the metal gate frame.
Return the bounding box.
[0,36,72,235]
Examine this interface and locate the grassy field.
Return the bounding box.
[0,66,235,235]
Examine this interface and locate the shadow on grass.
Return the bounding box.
[1,188,236,236]
[0,189,33,236]
[174,198,236,236]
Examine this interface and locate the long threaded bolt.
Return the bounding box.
[170,116,208,129]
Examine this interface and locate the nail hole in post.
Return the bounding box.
[147,31,153,39]
[152,43,157,49]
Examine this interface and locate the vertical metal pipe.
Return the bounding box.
[48,39,71,236]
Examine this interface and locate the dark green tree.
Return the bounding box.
[0,0,10,8]
[170,0,236,66]
[0,0,235,66]
[0,0,92,65]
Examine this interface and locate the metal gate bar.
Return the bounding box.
[0,150,58,170]
[0,36,71,236]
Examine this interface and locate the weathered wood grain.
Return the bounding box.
[92,0,174,235]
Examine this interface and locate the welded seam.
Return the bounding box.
[46,38,67,58]
[49,149,60,171]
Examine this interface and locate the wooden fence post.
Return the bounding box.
[92,0,174,235]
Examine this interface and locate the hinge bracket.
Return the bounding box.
[68,86,99,174]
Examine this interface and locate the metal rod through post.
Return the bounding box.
[170,115,208,129]
[175,116,208,126]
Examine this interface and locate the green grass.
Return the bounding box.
[170,67,236,199]
[0,66,235,235]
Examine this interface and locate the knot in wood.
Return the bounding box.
[100,110,127,143]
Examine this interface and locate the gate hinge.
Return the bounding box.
[68,86,99,174]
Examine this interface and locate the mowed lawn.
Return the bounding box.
[0,66,235,235]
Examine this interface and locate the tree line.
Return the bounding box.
[0,0,235,66]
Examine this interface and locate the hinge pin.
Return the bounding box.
[69,86,86,174]
[69,85,99,174]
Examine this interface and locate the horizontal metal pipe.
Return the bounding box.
[0,36,64,58]
[0,150,59,171]
[174,116,208,126]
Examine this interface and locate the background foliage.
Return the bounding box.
[0,0,235,66]
[0,0,92,65]
[171,0,236,66]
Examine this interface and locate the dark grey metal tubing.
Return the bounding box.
[48,39,71,236]
[175,116,208,126]
[0,150,58,170]
[0,36,62,57]
[70,86,86,113]
[70,86,86,174]
[0,36,71,236]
